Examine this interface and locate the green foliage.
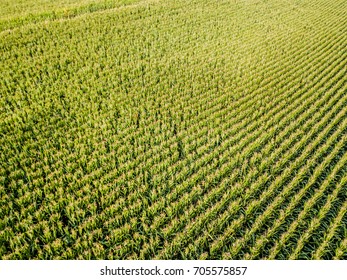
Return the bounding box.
[1,0,347,259]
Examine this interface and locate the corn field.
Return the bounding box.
[1,0,347,260]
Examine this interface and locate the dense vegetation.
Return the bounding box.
[1,0,346,259]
